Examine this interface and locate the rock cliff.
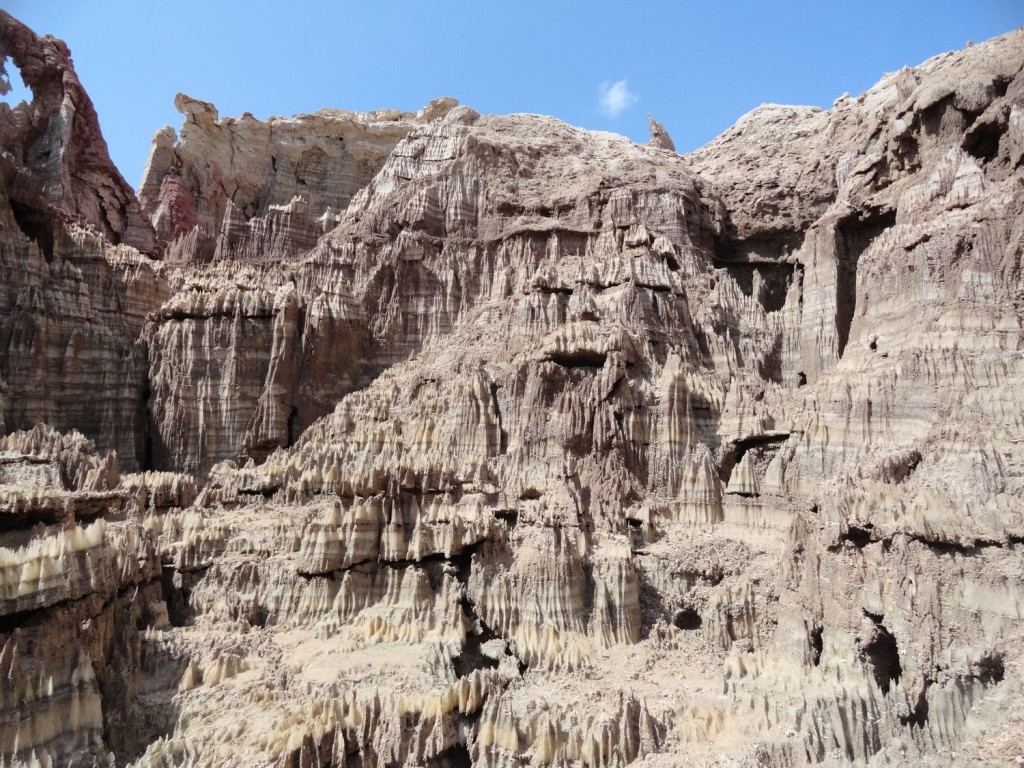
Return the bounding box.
[2,9,1023,766]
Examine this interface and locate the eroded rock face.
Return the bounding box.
[0,11,156,254]
[0,11,168,471]
[1,11,1023,767]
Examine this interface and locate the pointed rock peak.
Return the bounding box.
[647,113,676,151]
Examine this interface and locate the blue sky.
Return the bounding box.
[3,1,1022,189]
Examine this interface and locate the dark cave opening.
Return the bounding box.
[714,259,800,314]
[139,381,155,472]
[426,743,472,768]
[160,565,192,628]
[900,685,930,728]
[544,349,608,369]
[673,607,703,630]
[10,200,54,259]
[493,509,519,527]
[844,524,874,549]
[454,590,502,678]
[862,612,902,694]
[286,406,300,447]
[962,119,1001,162]
[0,605,40,633]
[836,207,896,359]
[712,228,805,314]
[977,652,1005,685]
[809,625,824,666]
[0,504,64,533]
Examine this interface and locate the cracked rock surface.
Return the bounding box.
[1,10,1024,767]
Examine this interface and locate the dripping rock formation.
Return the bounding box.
[2,10,1024,767]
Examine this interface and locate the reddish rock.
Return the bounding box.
[0,10,157,254]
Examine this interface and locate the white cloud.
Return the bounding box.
[598,79,639,117]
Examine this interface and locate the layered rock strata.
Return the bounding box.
[1,10,1023,766]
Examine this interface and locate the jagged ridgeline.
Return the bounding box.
[2,9,1024,767]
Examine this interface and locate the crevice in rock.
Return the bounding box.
[139,380,155,472]
[909,534,1005,556]
[544,350,607,369]
[451,541,521,677]
[164,308,276,322]
[900,681,931,728]
[602,375,627,404]
[832,523,875,551]
[809,624,824,666]
[638,282,672,295]
[238,485,279,499]
[536,285,573,296]
[426,743,473,768]
[0,507,65,533]
[2,576,162,641]
[0,604,41,633]
[634,565,667,638]
[836,207,896,359]
[10,200,54,260]
[958,79,1012,165]
[489,380,507,454]
[976,651,1005,685]
[626,516,645,549]
[493,509,518,527]
[861,612,901,695]
[833,527,1009,556]
[454,593,501,677]
[888,449,921,484]
[160,564,197,627]
[286,406,300,448]
[758,335,785,383]
[734,432,790,458]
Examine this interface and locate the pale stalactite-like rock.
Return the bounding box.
[0,428,167,767]
[2,12,1024,767]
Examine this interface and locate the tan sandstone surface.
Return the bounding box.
[2,10,1024,767]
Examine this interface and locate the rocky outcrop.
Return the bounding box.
[647,113,676,151]
[1,10,1023,767]
[137,93,457,263]
[0,11,156,254]
[0,12,168,470]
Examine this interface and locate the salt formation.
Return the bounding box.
[1,8,1023,766]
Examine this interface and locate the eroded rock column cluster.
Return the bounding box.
[1,9,1023,766]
